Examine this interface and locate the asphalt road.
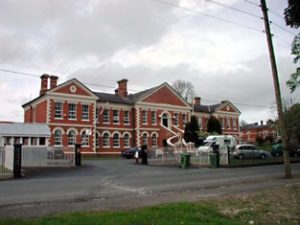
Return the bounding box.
[0,160,300,218]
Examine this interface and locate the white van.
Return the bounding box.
[197,135,236,154]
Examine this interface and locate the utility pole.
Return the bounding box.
[260,0,291,178]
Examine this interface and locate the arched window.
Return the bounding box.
[113,133,120,147]
[81,130,89,146]
[103,133,110,147]
[162,113,169,127]
[54,130,62,146]
[95,132,100,147]
[142,133,148,146]
[68,130,76,146]
[124,133,130,148]
[151,134,157,147]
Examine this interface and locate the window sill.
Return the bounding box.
[103,146,110,148]
[113,146,120,148]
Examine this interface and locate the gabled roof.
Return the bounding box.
[23,78,98,108]
[132,82,191,107]
[194,104,221,113]
[193,100,240,114]
[0,123,51,137]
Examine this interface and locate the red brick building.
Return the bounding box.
[240,121,277,144]
[23,75,240,155]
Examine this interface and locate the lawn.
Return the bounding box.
[0,185,299,225]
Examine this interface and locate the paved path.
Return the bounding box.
[0,160,299,218]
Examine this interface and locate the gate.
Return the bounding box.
[22,146,75,167]
[0,146,14,178]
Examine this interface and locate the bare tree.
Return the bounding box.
[172,80,195,103]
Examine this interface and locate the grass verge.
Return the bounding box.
[0,185,299,225]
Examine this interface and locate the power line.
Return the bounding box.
[0,69,39,78]
[243,0,260,8]
[271,22,298,36]
[151,0,263,34]
[0,67,277,109]
[206,0,261,19]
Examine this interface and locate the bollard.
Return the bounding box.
[75,144,81,166]
[13,144,22,178]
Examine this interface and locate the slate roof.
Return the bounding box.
[193,104,221,113]
[94,86,157,105]
[0,123,51,137]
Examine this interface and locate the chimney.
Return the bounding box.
[261,120,263,126]
[49,75,59,89]
[193,97,201,105]
[40,74,49,95]
[117,79,128,97]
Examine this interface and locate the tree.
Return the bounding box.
[284,1,300,92]
[283,103,300,146]
[207,115,222,134]
[284,0,300,28]
[172,80,195,103]
[183,115,201,146]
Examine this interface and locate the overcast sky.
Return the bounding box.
[0,0,299,124]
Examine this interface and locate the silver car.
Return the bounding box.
[232,144,270,159]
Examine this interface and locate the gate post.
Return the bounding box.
[75,144,81,166]
[13,144,22,178]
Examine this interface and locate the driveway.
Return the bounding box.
[0,159,300,218]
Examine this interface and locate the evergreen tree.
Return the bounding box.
[183,115,200,146]
[207,115,222,134]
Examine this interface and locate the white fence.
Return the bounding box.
[0,146,14,178]
[148,147,229,167]
[22,146,75,167]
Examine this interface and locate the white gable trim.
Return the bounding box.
[47,78,98,100]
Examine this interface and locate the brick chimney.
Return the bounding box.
[193,97,201,105]
[40,74,49,95]
[116,79,128,98]
[49,75,59,89]
[261,120,264,126]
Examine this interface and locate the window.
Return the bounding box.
[221,118,225,129]
[198,117,202,129]
[95,108,100,121]
[54,102,63,119]
[81,131,89,146]
[182,114,187,126]
[31,137,38,145]
[54,130,62,146]
[142,133,148,145]
[68,103,76,120]
[113,110,119,124]
[82,105,89,120]
[226,118,231,129]
[151,111,156,125]
[68,130,76,146]
[39,137,46,146]
[142,110,148,124]
[103,133,110,147]
[95,132,99,147]
[151,134,157,147]
[124,134,130,148]
[174,113,179,126]
[103,109,109,123]
[233,119,237,130]
[162,113,169,127]
[124,111,129,125]
[113,133,120,147]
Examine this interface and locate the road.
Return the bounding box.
[0,160,300,218]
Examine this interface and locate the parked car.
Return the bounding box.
[232,144,270,160]
[121,147,141,159]
[271,143,300,157]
